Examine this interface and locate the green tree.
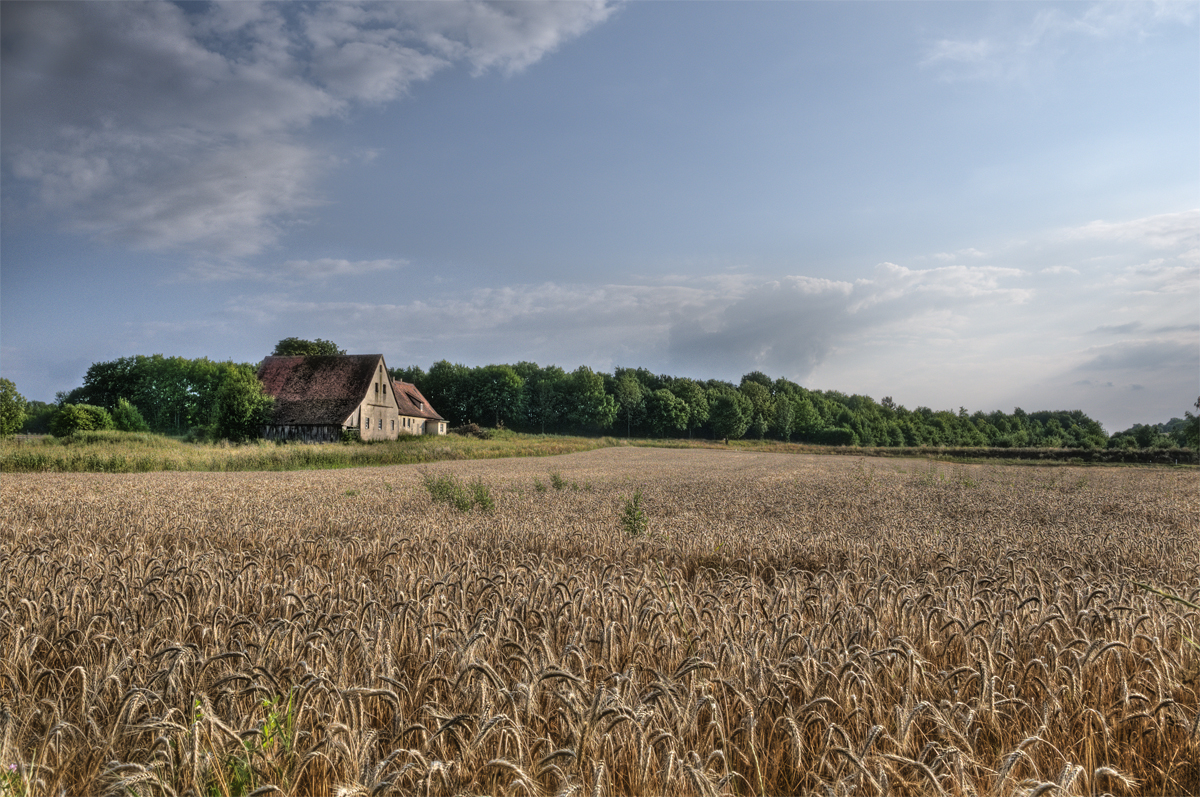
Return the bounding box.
[772,396,795,442]
[20,400,56,434]
[749,412,769,440]
[471,364,525,428]
[0,379,28,436]
[112,397,151,432]
[646,388,689,438]
[614,373,644,437]
[710,392,752,440]
[271,337,346,357]
[563,366,617,432]
[50,404,114,436]
[391,365,427,387]
[210,365,274,442]
[423,360,472,425]
[670,378,710,438]
[524,364,566,434]
[793,396,821,437]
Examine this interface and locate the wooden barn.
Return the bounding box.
[257,354,446,442]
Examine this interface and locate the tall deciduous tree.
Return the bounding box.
[646,388,689,438]
[0,378,28,436]
[670,378,709,438]
[710,392,752,440]
[271,337,345,357]
[210,364,274,442]
[614,373,644,438]
[563,366,616,432]
[471,364,524,428]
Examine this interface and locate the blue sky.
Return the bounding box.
[2,0,1197,432]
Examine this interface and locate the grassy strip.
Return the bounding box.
[631,437,1199,465]
[3,429,1193,473]
[0,430,620,473]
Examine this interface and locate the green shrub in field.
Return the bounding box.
[549,471,567,490]
[50,404,114,436]
[423,472,493,512]
[620,489,648,538]
[112,398,151,433]
[471,479,494,512]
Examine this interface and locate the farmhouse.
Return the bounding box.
[257,354,446,442]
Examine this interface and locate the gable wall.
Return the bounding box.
[350,360,400,440]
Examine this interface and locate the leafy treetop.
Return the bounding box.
[272,337,346,357]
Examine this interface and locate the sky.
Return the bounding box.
[1,0,1197,433]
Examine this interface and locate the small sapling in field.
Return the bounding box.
[620,488,648,538]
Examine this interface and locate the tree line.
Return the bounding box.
[3,336,1196,451]
[12,356,274,442]
[395,360,1198,450]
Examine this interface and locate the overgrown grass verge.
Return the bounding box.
[631,436,1199,464]
[0,429,619,473]
[4,428,1193,473]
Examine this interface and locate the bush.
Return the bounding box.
[50,404,114,436]
[112,398,151,432]
[620,489,648,538]
[450,423,492,440]
[811,427,858,446]
[423,471,493,512]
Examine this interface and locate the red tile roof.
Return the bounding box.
[394,380,444,421]
[257,354,385,426]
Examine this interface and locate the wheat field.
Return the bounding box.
[1,448,1197,796]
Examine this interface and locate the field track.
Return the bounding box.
[2,448,1198,796]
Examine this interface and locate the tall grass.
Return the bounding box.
[0,429,619,473]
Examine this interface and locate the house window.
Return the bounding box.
[367,417,371,429]
[391,419,395,431]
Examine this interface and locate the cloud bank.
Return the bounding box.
[1,1,617,258]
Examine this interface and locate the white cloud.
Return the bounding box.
[1063,209,1200,251]
[1,1,618,259]
[921,2,1197,82]
[176,257,407,284]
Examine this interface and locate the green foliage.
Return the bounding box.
[749,412,769,440]
[111,397,151,432]
[0,378,27,436]
[471,479,495,512]
[645,388,689,438]
[470,364,525,427]
[710,392,752,440]
[271,337,345,356]
[671,378,709,436]
[423,471,493,512]
[50,404,114,436]
[614,373,644,438]
[19,400,55,434]
[210,364,274,443]
[423,472,472,511]
[549,471,567,490]
[1,762,27,797]
[620,489,648,538]
[812,427,858,446]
